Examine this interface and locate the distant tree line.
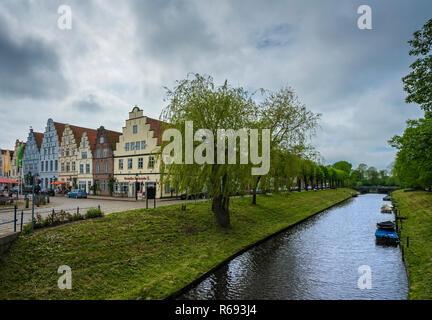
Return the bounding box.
[333,161,397,187]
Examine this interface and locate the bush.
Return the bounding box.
[69,212,84,221]
[85,208,104,219]
[22,224,33,235]
[21,208,103,233]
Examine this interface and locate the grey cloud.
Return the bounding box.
[0,16,68,99]
[0,0,432,170]
[132,0,218,60]
[73,94,103,112]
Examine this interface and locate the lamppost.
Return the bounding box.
[31,172,39,229]
[135,173,138,201]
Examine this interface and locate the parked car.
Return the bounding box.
[180,192,207,200]
[68,189,87,199]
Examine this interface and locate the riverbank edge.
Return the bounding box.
[391,192,411,299]
[165,190,354,299]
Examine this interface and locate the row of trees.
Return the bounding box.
[158,74,347,228]
[389,18,432,189]
[340,162,397,187]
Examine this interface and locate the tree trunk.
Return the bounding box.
[212,195,230,228]
[252,176,261,205]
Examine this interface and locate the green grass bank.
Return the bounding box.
[0,188,352,300]
[392,190,432,300]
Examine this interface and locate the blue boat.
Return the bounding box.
[375,229,399,245]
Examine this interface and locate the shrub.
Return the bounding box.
[22,224,33,235]
[85,208,104,219]
[69,212,84,222]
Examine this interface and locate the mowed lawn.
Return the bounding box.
[0,189,352,300]
[392,190,432,300]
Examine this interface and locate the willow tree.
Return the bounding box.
[251,87,320,204]
[159,74,256,228]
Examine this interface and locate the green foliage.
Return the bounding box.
[332,161,352,175]
[22,223,33,235]
[85,208,104,219]
[160,74,256,226]
[402,18,432,112]
[389,116,432,188]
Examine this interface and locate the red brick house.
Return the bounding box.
[92,126,121,196]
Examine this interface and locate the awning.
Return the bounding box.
[0,177,21,184]
[51,181,67,185]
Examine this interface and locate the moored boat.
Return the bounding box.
[381,205,393,213]
[383,195,391,201]
[376,220,395,231]
[375,229,399,245]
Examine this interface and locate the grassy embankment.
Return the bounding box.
[392,190,432,300]
[0,188,352,300]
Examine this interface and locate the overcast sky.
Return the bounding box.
[0,0,430,169]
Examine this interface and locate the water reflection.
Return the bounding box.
[180,194,408,300]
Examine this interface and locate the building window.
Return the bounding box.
[119,159,123,170]
[141,141,146,150]
[104,162,108,173]
[86,164,90,173]
[50,160,53,171]
[128,158,133,169]
[68,137,71,144]
[80,164,84,174]
[136,141,140,150]
[103,149,108,157]
[45,161,49,172]
[131,142,135,151]
[100,180,106,191]
[149,156,155,169]
[100,137,104,144]
[82,152,87,159]
[55,160,58,171]
[66,148,69,156]
[72,147,75,156]
[96,164,100,173]
[61,162,65,172]
[61,149,64,157]
[138,158,143,169]
[125,143,129,151]
[66,162,70,172]
[133,125,138,134]
[96,149,101,158]
[72,162,76,171]
[165,182,170,194]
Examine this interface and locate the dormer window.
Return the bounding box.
[133,125,138,134]
[100,137,104,144]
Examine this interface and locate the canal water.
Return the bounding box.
[180,194,408,300]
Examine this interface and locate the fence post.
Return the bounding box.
[14,205,17,232]
[20,210,24,232]
[77,206,79,214]
[98,205,100,211]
